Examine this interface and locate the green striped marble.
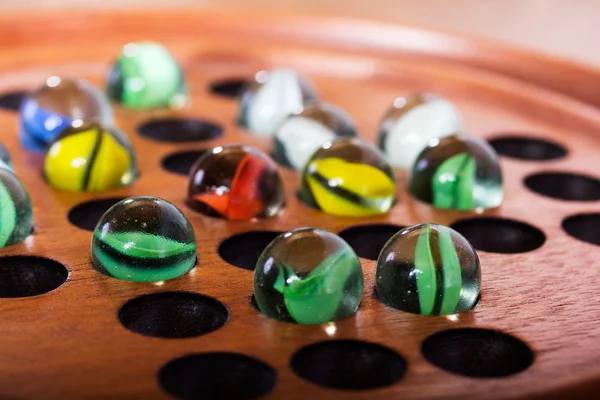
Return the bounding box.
[375,223,480,316]
[92,232,197,282]
[107,41,187,110]
[254,228,364,325]
[91,196,197,282]
[432,152,476,210]
[0,168,32,248]
[409,135,503,211]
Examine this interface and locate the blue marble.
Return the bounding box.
[19,77,113,152]
[19,101,72,151]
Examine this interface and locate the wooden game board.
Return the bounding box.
[0,10,600,400]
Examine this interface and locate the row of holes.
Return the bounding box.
[0,256,534,393]
[159,328,533,398]
[0,256,532,377]
[2,89,597,203]
[0,256,534,395]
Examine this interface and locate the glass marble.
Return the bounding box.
[187,144,284,220]
[238,68,318,137]
[0,142,12,170]
[0,167,33,247]
[44,123,138,192]
[376,223,480,315]
[378,93,464,170]
[19,76,114,152]
[274,102,356,171]
[409,134,503,211]
[254,227,364,324]
[107,41,187,110]
[299,137,396,217]
[91,196,197,282]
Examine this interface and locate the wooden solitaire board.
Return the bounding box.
[1,9,600,400]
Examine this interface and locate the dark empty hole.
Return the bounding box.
[68,197,126,231]
[118,291,228,338]
[161,150,207,176]
[291,340,406,390]
[451,217,545,254]
[0,256,68,297]
[0,90,27,111]
[218,231,282,271]
[422,328,534,378]
[138,118,223,143]
[524,172,600,201]
[562,213,600,246]
[339,223,405,261]
[488,136,567,161]
[209,78,249,98]
[158,352,277,399]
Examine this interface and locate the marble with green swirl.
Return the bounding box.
[0,167,33,247]
[376,223,480,315]
[106,41,187,110]
[254,227,364,325]
[91,196,196,282]
[409,134,503,211]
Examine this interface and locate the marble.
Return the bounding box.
[378,93,464,170]
[254,227,364,324]
[274,102,356,171]
[187,144,284,220]
[107,41,187,109]
[409,134,503,211]
[91,196,197,282]
[299,137,396,216]
[19,76,113,152]
[376,223,481,315]
[238,68,318,137]
[44,123,138,192]
[0,167,32,247]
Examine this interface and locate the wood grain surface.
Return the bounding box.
[0,9,600,400]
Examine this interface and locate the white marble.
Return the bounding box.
[245,69,307,137]
[276,116,337,170]
[383,98,464,170]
